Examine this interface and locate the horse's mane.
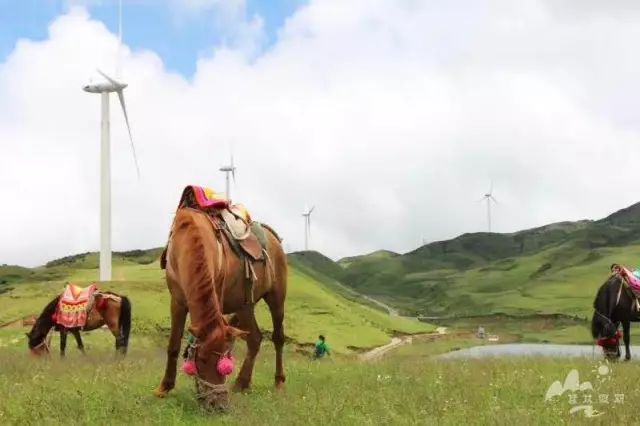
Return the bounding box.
[593,275,613,311]
[37,295,60,325]
[174,208,226,340]
[28,294,60,344]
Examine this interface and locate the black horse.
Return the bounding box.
[591,268,640,360]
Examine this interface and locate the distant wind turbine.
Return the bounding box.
[302,205,315,251]
[82,0,139,281]
[482,181,498,232]
[219,148,236,202]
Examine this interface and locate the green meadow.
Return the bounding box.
[1,341,638,425]
[0,242,635,425]
[0,251,433,355]
[336,202,640,323]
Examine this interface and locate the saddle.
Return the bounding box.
[160,185,283,304]
[612,264,640,311]
[53,283,98,329]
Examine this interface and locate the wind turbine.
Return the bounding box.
[302,205,315,250]
[482,181,498,232]
[219,150,236,201]
[82,0,140,281]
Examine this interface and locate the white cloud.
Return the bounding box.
[2,1,640,267]
[170,0,266,59]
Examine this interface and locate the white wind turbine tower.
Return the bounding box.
[219,150,236,201]
[482,181,498,232]
[302,205,315,250]
[82,0,140,281]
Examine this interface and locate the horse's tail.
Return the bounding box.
[119,296,132,351]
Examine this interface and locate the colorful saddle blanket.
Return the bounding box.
[173,185,263,259]
[54,283,98,328]
[616,265,640,292]
[177,185,252,223]
[179,185,229,210]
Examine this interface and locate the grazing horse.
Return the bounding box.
[591,269,640,360]
[153,207,288,412]
[26,291,132,357]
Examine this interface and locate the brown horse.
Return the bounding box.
[153,207,288,412]
[26,291,132,357]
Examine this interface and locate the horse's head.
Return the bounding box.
[26,295,59,357]
[591,309,622,360]
[597,329,622,360]
[591,274,623,360]
[25,328,51,357]
[187,320,248,412]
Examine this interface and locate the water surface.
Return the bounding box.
[438,343,640,359]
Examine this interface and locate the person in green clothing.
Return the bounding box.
[313,335,330,359]
[182,332,196,360]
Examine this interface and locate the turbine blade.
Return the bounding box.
[116,0,122,79]
[117,90,140,179]
[489,179,493,195]
[491,196,498,204]
[309,205,315,214]
[97,68,119,86]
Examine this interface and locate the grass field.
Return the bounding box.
[3,245,640,424]
[339,238,640,319]
[1,340,638,425]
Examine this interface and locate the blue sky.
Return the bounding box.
[0,0,306,77]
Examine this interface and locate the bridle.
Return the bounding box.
[29,332,52,356]
[594,310,615,327]
[183,337,235,410]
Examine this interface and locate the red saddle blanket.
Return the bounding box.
[53,283,98,328]
[615,265,640,292]
[178,185,229,210]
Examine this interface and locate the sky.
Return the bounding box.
[2,0,640,267]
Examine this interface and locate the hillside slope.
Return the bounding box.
[338,201,640,317]
[0,251,434,354]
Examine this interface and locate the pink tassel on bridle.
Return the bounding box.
[216,353,235,376]
[181,345,235,377]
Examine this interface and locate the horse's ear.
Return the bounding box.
[223,313,238,326]
[226,326,249,341]
[25,332,30,338]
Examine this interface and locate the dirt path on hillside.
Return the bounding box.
[359,327,449,361]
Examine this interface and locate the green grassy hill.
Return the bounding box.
[0,251,433,354]
[337,201,640,318]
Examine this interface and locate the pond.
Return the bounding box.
[437,343,640,360]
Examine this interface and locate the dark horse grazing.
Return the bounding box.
[153,206,288,412]
[591,265,640,360]
[26,290,132,357]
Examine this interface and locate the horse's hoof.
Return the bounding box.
[232,381,250,393]
[153,388,169,398]
[275,382,285,391]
